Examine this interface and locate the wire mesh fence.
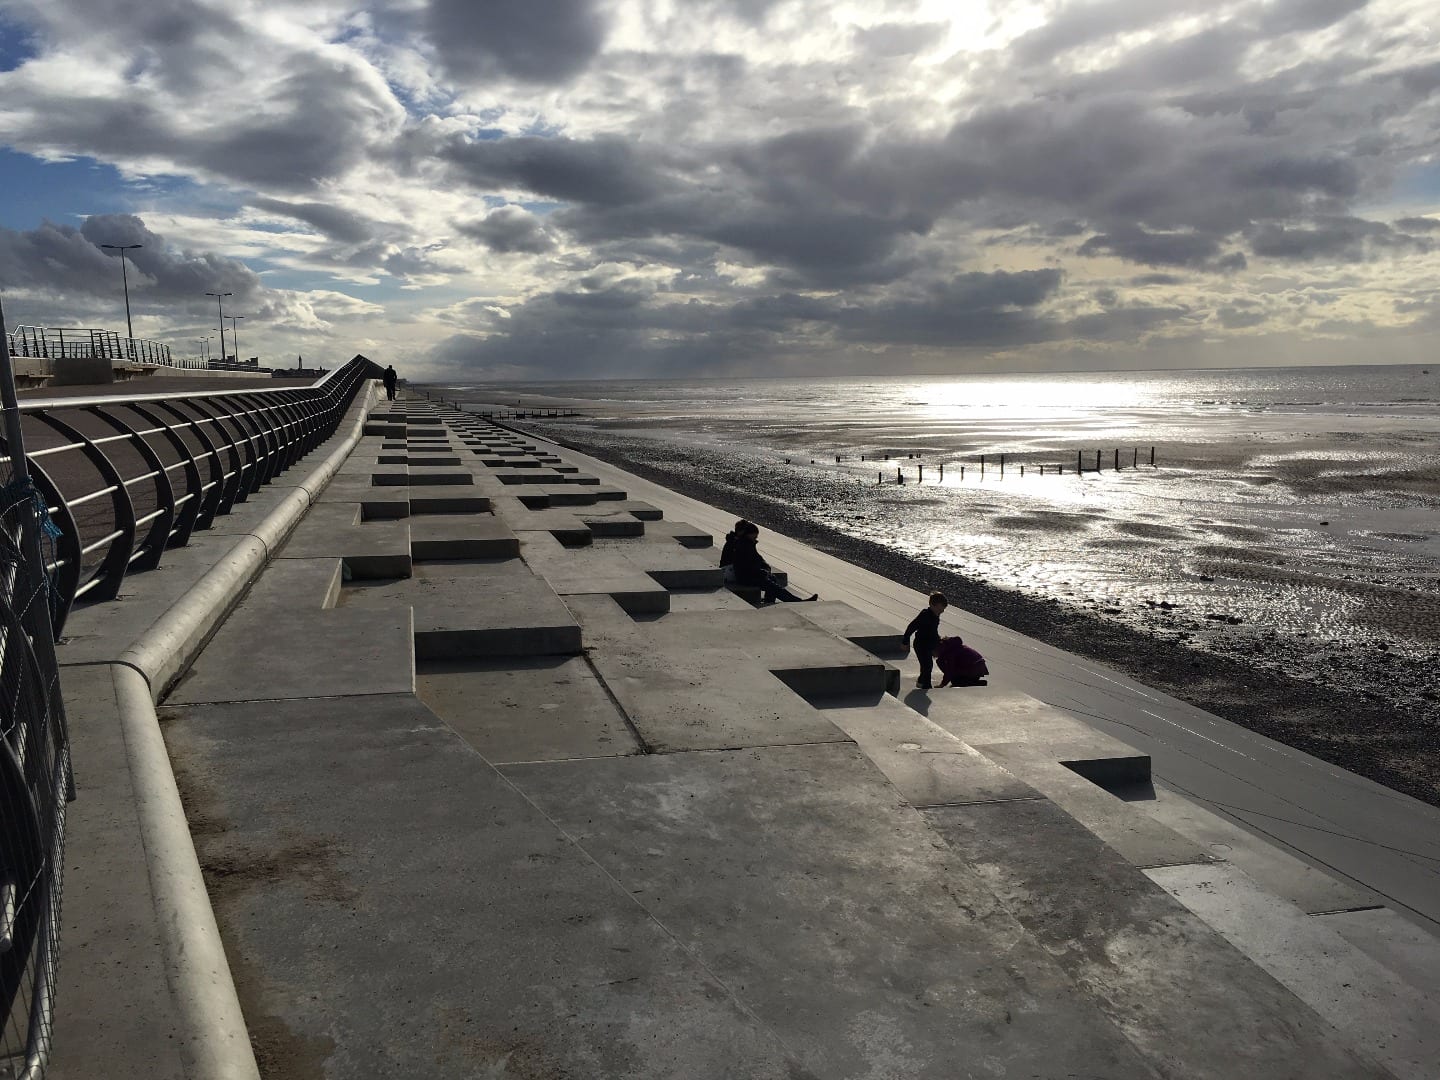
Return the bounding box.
[1,332,70,1080]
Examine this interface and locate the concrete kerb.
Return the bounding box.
[93,379,382,1080]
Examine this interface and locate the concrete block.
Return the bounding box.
[567,595,883,752]
[619,500,663,521]
[278,503,412,579]
[594,538,724,590]
[408,492,492,515]
[417,656,641,764]
[371,468,409,486]
[410,513,519,560]
[816,692,1039,808]
[406,454,463,467]
[641,519,711,547]
[166,601,413,705]
[402,467,475,487]
[794,601,908,658]
[492,469,567,485]
[340,559,582,659]
[517,532,671,615]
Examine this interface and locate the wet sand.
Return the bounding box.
[511,418,1440,809]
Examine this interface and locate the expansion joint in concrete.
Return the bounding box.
[579,651,653,754]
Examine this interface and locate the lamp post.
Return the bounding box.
[205,291,232,362]
[226,315,245,364]
[100,243,142,357]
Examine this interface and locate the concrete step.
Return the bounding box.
[409,513,519,560]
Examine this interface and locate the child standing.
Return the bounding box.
[904,592,948,690]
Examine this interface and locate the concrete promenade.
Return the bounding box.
[50,390,1439,1079]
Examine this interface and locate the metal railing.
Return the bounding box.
[7,326,172,367]
[0,342,380,1076]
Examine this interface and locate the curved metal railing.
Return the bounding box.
[7,356,380,636]
[0,352,380,1078]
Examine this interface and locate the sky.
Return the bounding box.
[0,0,1437,381]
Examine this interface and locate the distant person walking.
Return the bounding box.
[905,591,948,690]
[729,522,818,604]
[934,635,988,687]
[382,364,398,400]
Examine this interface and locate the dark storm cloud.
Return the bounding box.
[0,214,263,309]
[440,134,666,207]
[250,198,376,245]
[1395,216,1440,233]
[456,206,557,254]
[426,0,607,85]
[1078,227,1223,268]
[1249,217,1433,261]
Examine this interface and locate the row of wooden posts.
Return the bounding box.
[783,447,1157,482]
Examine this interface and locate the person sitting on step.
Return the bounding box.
[729,522,818,604]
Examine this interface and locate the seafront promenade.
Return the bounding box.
[48,386,1438,1079]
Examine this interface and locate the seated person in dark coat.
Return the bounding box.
[729,522,817,603]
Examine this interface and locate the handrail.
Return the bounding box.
[0,355,382,636]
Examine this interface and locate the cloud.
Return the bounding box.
[426,0,608,84]
[456,206,557,254]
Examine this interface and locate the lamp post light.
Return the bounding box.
[226,315,245,364]
[205,291,233,361]
[100,243,142,357]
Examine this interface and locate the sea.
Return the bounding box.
[441,364,1440,714]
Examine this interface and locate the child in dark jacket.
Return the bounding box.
[904,592,948,689]
[934,636,988,687]
[729,523,817,604]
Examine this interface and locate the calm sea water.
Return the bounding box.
[446,364,1440,707]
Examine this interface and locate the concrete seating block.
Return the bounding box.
[278,503,412,579]
[340,559,582,659]
[619,500,663,521]
[377,452,408,465]
[492,469,567,485]
[560,473,601,486]
[794,601,909,658]
[316,477,410,520]
[577,508,645,538]
[518,532,670,615]
[640,520,712,548]
[926,686,1151,784]
[594,538,725,590]
[362,421,406,438]
[567,596,894,751]
[408,492,492,515]
[404,467,475,487]
[371,467,410,486]
[417,656,641,764]
[167,601,414,705]
[521,486,598,507]
[411,513,519,560]
[407,454,463,467]
[817,693,1038,807]
[592,486,629,501]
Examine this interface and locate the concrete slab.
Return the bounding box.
[924,798,1388,1080]
[339,558,582,659]
[567,595,887,752]
[405,454,463,467]
[314,477,411,520]
[660,588,756,612]
[409,513,518,560]
[417,656,641,763]
[594,538,725,590]
[814,691,1040,807]
[403,466,475,487]
[491,468,568,485]
[517,531,671,615]
[159,695,815,1077]
[794,600,909,658]
[1318,907,1440,998]
[641,519,712,548]
[926,684,1152,785]
[974,743,1211,869]
[517,486,599,507]
[277,503,412,579]
[408,492,492,515]
[166,597,413,706]
[617,500,662,521]
[500,744,1159,1080]
[1148,862,1440,1080]
[1133,782,1378,914]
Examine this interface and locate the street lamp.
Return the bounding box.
[226,315,246,364]
[205,291,233,361]
[100,243,141,356]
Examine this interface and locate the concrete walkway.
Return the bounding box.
[54,392,1439,1078]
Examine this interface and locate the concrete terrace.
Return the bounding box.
[51,392,1439,1079]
